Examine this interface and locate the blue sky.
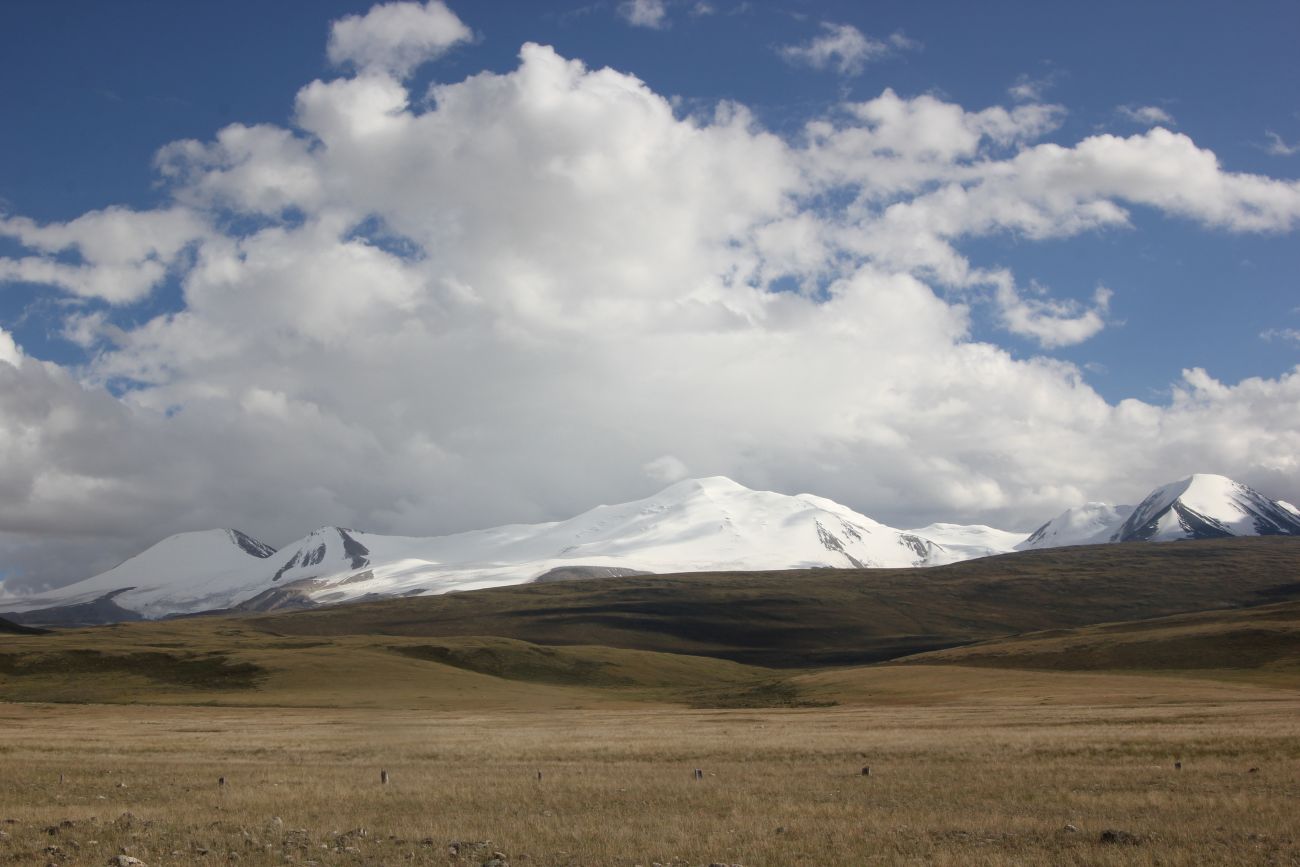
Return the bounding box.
[1,0,1299,586]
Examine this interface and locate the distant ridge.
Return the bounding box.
[1019,474,1299,550]
[0,614,49,635]
[1,472,1297,624]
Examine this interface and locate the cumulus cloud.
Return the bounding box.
[0,207,207,304]
[2,8,1300,589]
[619,0,669,29]
[1118,104,1175,126]
[779,23,913,76]
[0,328,22,367]
[995,282,1112,348]
[327,0,471,77]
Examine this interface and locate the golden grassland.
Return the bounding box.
[2,667,1299,866]
[3,538,1300,864]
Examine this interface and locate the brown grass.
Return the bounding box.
[2,670,1299,866]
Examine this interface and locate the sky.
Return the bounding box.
[1,0,1299,590]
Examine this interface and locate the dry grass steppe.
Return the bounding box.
[3,537,1299,865]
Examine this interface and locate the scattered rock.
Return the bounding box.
[774,826,786,835]
[482,854,509,867]
[1099,829,1141,845]
[110,856,147,867]
[1063,824,1079,833]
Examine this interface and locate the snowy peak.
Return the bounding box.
[270,527,372,583]
[536,476,940,570]
[0,528,278,618]
[1111,474,1300,542]
[1017,502,1134,551]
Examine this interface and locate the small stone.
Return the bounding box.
[110,857,147,867]
[1063,824,1079,833]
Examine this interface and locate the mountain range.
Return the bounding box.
[2,472,1297,624]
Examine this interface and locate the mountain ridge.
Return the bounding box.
[3,472,1297,624]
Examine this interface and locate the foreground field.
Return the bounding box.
[2,672,1299,866]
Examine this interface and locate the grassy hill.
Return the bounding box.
[248,536,1300,666]
[2,537,1298,708]
[0,615,48,635]
[900,598,1300,684]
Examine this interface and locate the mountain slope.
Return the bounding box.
[251,477,963,608]
[1017,503,1134,550]
[1111,473,1300,542]
[0,529,276,620]
[903,597,1300,680]
[909,523,1027,559]
[250,536,1300,667]
[4,477,979,620]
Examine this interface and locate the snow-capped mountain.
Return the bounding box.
[3,473,1296,623]
[907,523,1029,560]
[1016,503,1135,551]
[0,529,276,619]
[255,477,957,603]
[1109,473,1300,542]
[1018,473,1300,550]
[0,477,984,620]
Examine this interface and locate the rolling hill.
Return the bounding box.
[2,537,1297,710]
[248,536,1300,667]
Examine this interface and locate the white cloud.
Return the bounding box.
[1118,104,1176,126]
[2,21,1300,589]
[1009,74,1048,102]
[0,328,22,368]
[1264,131,1300,157]
[996,282,1111,348]
[644,455,690,483]
[327,0,472,78]
[0,207,207,304]
[619,0,669,29]
[1262,327,1300,343]
[779,23,906,76]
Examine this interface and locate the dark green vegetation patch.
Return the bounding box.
[390,641,632,687]
[0,649,265,690]
[254,537,1300,668]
